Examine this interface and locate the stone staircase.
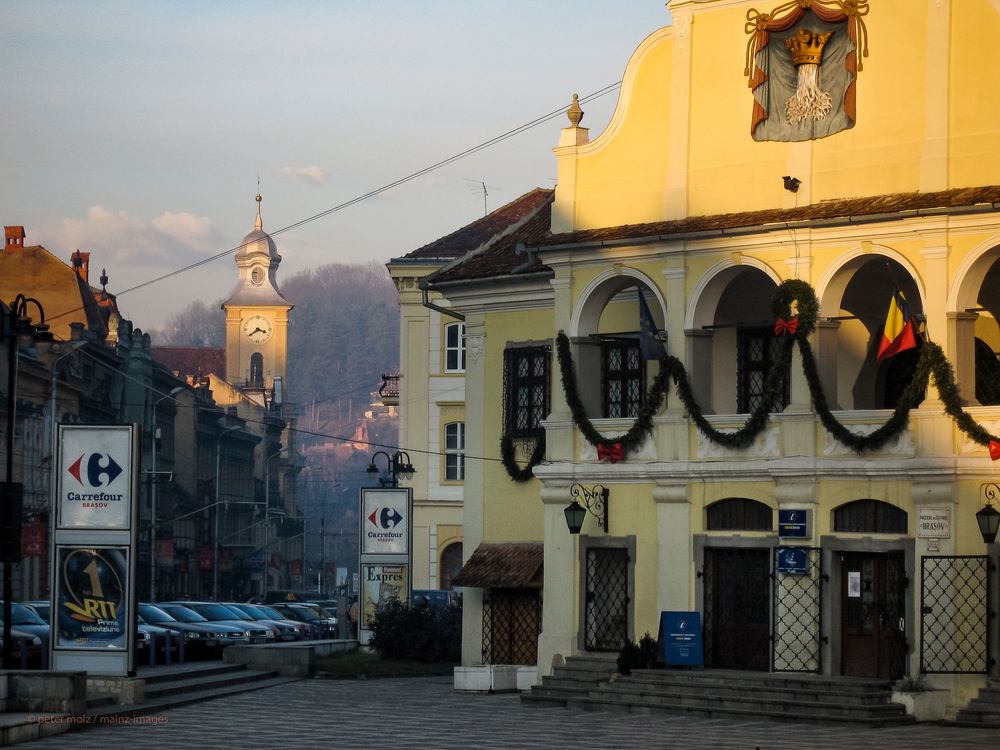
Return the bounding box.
[523,662,915,727]
[87,662,297,718]
[952,679,1000,727]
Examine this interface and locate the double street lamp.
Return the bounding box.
[2,295,53,669]
[366,450,415,488]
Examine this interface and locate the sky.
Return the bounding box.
[1,1,672,330]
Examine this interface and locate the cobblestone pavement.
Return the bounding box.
[25,676,1000,750]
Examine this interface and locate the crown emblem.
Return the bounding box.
[784,29,833,66]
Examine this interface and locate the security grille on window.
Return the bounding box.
[602,340,644,418]
[503,346,550,437]
[445,322,466,372]
[737,326,789,413]
[444,422,465,481]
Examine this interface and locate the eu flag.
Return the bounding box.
[638,291,666,361]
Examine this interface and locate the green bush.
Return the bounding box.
[369,599,462,663]
[617,632,659,675]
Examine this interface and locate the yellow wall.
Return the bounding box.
[567,0,1000,231]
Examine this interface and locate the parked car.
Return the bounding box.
[269,602,337,639]
[138,603,250,656]
[0,602,50,652]
[253,604,314,639]
[0,627,44,668]
[136,616,181,663]
[411,590,462,611]
[159,602,275,644]
[22,600,50,623]
[224,603,304,641]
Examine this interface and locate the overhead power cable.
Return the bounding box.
[43,83,622,323]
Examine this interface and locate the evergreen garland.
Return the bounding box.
[555,332,673,454]
[500,434,546,482]
[545,278,1000,464]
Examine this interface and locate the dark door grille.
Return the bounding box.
[920,555,991,673]
[703,547,771,670]
[772,546,822,672]
[482,589,541,665]
[584,547,629,651]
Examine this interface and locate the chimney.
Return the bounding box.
[4,226,25,250]
[70,250,91,283]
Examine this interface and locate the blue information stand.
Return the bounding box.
[659,611,704,667]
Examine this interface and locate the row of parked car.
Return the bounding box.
[0,599,339,668]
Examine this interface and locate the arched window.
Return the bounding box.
[706,498,773,531]
[833,499,907,534]
[249,353,264,388]
[439,543,463,591]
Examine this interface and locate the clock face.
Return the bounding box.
[242,315,273,344]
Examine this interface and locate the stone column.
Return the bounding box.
[947,311,979,406]
[537,484,578,676]
[653,481,691,612]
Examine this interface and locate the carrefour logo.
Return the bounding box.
[68,453,123,487]
[368,507,403,530]
[366,506,404,543]
[65,454,125,508]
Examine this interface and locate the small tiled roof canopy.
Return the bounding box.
[452,542,544,589]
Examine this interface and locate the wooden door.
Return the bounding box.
[840,552,906,679]
[705,547,771,671]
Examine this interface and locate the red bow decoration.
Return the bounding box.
[989,440,1000,461]
[774,316,799,336]
[597,441,624,463]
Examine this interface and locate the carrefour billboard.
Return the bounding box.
[57,425,135,529]
[361,488,410,555]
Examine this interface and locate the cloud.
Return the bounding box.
[283,165,328,185]
[151,210,219,251]
[41,205,222,265]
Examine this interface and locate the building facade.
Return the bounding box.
[434,0,1000,708]
[387,189,553,591]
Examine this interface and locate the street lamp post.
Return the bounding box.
[150,386,183,602]
[214,424,241,601]
[262,446,284,598]
[2,295,52,669]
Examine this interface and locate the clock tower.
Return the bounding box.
[223,194,293,404]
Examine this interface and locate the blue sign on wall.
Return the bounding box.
[776,546,808,574]
[659,611,704,667]
[778,509,809,538]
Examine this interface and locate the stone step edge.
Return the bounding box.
[559,696,916,726]
[611,678,893,702]
[583,687,908,716]
[86,675,300,720]
[142,670,281,699]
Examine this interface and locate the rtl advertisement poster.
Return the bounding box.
[55,546,129,650]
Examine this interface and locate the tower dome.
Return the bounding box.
[235,194,280,262]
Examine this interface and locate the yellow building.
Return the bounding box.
[387,189,552,591]
[432,0,1000,709]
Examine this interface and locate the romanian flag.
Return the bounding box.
[876,286,919,363]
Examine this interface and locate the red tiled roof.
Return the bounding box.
[154,347,226,380]
[538,185,1000,248]
[451,542,544,589]
[402,188,553,260]
[427,185,1000,286]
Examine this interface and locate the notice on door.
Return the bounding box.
[917,506,951,538]
[847,570,861,598]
